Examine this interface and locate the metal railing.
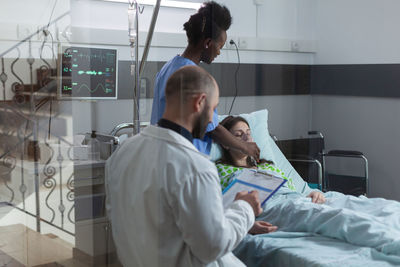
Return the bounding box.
[0,11,75,236]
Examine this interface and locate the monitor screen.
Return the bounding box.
[59,46,118,99]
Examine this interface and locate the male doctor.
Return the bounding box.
[106,65,262,267]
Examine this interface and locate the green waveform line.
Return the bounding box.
[77,70,104,76]
[76,83,113,94]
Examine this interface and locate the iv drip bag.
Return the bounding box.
[128,4,137,45]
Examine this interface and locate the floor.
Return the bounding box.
[0,188,75,245]
[0,221,123,266]
[0,224,72,266]
[0,156,118,266]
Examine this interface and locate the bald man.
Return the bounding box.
[106,66,262,267]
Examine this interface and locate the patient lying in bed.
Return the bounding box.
[216,115,400,257]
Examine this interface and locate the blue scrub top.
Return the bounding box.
[150,55,219,155]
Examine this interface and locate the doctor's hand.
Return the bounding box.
[307,191,326,204]
[235,190,263,216]
[241,142,260,162]
[249,221,278,235]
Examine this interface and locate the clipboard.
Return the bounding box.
[222,168,286,209]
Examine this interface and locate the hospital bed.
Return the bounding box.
[210,109,400,267]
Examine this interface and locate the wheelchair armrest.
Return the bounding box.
[323,150,368,162]
[325,150,364,157]
[308,131,324,139]
[323,150,369,196]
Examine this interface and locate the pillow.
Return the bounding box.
[209,109,276,163]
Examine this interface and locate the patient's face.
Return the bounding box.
[229,121,253,159]
[230,121,253,142]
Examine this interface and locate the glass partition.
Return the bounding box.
[1,0,399,266]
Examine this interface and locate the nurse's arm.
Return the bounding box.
[172,171,255,264]
[209,125,260,161]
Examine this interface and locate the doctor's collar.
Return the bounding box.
[157,118,193,144]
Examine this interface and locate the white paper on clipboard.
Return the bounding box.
[222,168,286,209]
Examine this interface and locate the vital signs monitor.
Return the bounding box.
[59,46,118,99]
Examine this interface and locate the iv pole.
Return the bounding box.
[111,0,161,137]
[134,1,140,135]
[128,0,140,134]
[129,0,161,135]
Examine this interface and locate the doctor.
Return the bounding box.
[150,1,260,161]
[106,65,262,267]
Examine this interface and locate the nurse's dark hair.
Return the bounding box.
[217,116,274,166]
[183,1,232,45]
[165,65,216,100]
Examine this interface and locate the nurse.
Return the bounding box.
[151,1,260,160]
[106,65,262,267]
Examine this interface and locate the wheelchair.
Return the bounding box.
[273,131,368,196]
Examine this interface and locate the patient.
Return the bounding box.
[216,116,325,203]
[216,116,400,258]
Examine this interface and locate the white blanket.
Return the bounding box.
[259,191,400,257]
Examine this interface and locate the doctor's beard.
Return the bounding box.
[192,105,210,139]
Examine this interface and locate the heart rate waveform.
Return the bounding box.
[75,83,113,94]
[60,46,117,99]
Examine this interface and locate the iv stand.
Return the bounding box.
[129,0,161,135]
[112,0,161,137]
[132,1,140,134]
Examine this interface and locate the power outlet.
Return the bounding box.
[291,41,300,52]
[238,38,247,49]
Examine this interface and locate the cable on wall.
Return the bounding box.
[228,39,240,115]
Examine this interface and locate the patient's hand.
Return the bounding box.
[308,191,326,204]
[249,221,278,235]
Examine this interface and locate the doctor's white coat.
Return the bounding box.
[106,125,255,267]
